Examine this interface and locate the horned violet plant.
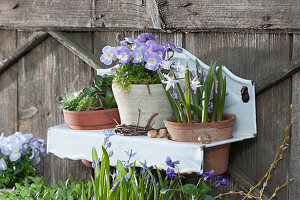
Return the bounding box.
[160,60,227,123]
[0,132,46,188]
[99,33,183,91]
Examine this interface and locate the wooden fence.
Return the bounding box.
[0,1,300,199]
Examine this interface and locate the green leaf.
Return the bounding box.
[181,184,199,196]
[198,181,212,194]
[83,87,97,95]
[200,194,216,200]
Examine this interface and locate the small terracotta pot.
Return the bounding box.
[164,113,236,175]
[63,108,120,130]
[81,159,92,168]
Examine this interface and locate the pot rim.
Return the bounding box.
[63,107,118,114]
[164,113,236,129]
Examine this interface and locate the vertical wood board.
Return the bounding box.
[0,30,17,135]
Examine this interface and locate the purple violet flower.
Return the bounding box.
[110,169,120,179]
[201,170,214,180]
[161,74,179,91]
[166,168,177,180]
[137,33,156,43]
[214,176,228,187]
[114,46,131,64]
[100,46,116,65]
[9,147,21,162]
[165,156,180,168]
[144,53,162,71]
[132,46,147,63]
[123,160,134,169]
[120,37,135,46]
[162,40,183,53]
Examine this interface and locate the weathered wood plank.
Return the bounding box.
[49,31,100,70]
[289,71,300,200]
[94,0,163,29]
[0,30,18,135]
[17,32,93,183]
[288,34,300,200]
[1,0,300,31]
[0,32,49,75]
[157,0,300,30]
[185,32,291,199]
[0,0,92,29]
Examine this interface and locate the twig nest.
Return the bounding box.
[147,130,158,138]
[158,129,168,138]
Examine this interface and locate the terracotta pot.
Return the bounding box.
[112,84,172,129]
[164,113,236,175]
[63,108,120,130]
[81,159,92,168]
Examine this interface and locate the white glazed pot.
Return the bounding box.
[112,83,172,129]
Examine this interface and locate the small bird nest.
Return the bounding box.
[115,110,158,136]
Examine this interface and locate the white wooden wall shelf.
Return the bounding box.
[47,49,257,174]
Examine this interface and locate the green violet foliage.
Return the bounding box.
[0,175,92,200]
[160,60,227,123]
[82,130,227,200]
[60,75,117,111]
[99,33,183,91]
[0,132,46,189]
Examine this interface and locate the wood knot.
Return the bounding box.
[262,24,273,29]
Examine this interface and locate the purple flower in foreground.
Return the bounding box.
[165,156,180,168]
[33,155,41,165]
[124,172,130,182]
[170,90,178,99]
[92,160,96,169]
[108,150,113,157]
[110,180,120,193]
[114,46,131,64]
[166,168,177,180]
[144,53,162,71]
[123,160,134,169]
[125,149,137,160]
[132,46,146,63]
[214,176,228,187]
[161,74,179,91]
[160,60,172,70]
[110,169,120,179]
[104,129,114,138]
[162,40,183,53]
[201,170,214,180]
[9,147,21,162]
[0,158,7,170]
[142,159,147,176]
[100,46,116,65]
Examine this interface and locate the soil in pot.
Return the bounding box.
[63,108,120,130]
[164,113,236,175]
